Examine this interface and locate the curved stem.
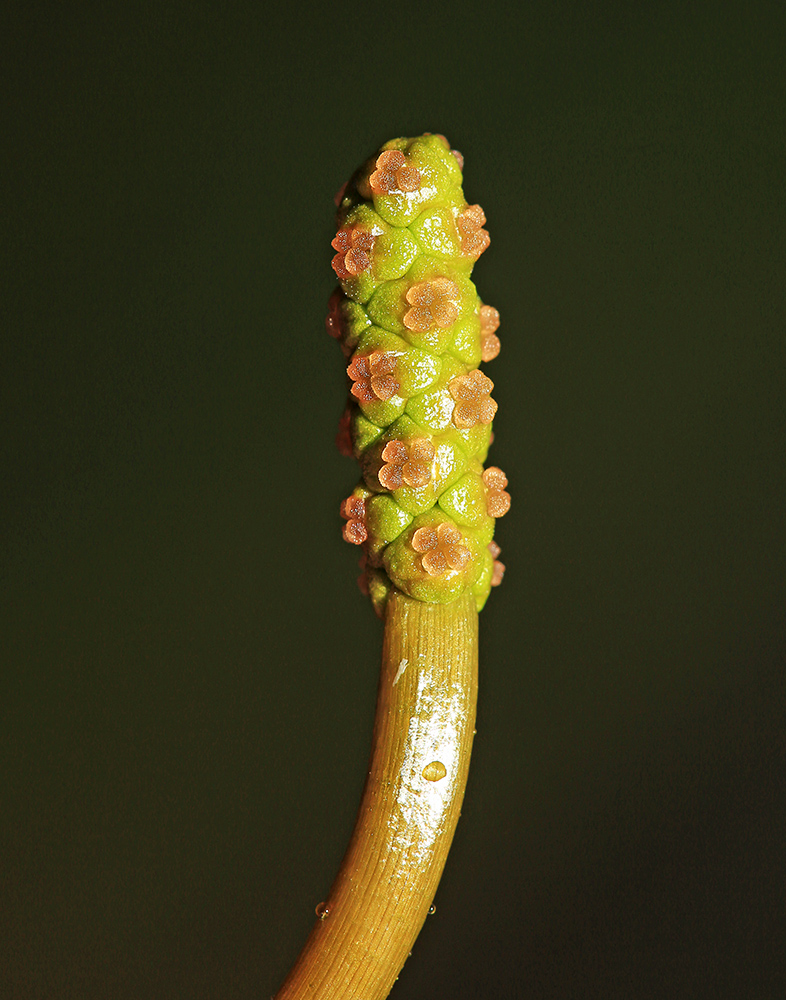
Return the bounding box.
[275,591,478,1000]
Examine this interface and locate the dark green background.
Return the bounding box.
[3,2,784,997]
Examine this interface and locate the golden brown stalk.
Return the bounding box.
[275,592,478,999]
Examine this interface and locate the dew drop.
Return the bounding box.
[315,901,330,920]
[428,904,436,915]
[422,760,447,782]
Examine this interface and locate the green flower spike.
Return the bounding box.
[328,134,509,615]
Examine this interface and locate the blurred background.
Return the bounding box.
[2,2,784,997]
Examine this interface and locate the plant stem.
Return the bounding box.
[275,591,479,1000]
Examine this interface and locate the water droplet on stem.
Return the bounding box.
[422,760,447,782]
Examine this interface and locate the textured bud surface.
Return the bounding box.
[328,134,509,614]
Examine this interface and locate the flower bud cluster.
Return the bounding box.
[328,135,508,613]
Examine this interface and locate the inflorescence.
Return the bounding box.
[327,134,510,613]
